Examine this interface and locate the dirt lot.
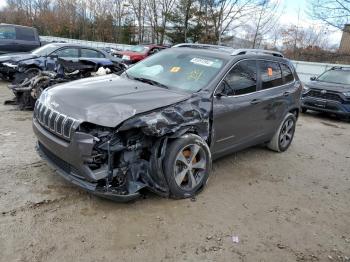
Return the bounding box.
[0,81,349,262]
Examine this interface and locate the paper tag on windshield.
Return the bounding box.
[190,58,214,67]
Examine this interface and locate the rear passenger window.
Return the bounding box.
[0,26,16,39]
[280,63,294,84]
[15,27,36,41]
[259,61,283,89]
[221,60,257,96]
[81,48,105,58]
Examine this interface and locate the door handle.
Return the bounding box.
[284,91,291,96]
[250,99,261,105]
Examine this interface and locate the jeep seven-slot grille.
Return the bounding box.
[34,102,76,140]
[305,89,343,103]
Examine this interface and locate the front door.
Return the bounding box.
[212,60,267,154]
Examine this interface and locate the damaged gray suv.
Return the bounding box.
[33,44,302,201]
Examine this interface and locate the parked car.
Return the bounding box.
[0,43,124,81]
[112,44,167,64]
[0,23,41,54]
[33,45,302,201]
[6,57,126,110]
[301,67,350,119]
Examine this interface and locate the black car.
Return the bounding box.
[301,67,350,119]
[0,23,41,54]
[33,45,302,201]
[0,43,124,81]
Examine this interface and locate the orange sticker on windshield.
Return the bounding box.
[170,67,181,73]
[268,67,273,76]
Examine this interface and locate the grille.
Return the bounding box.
[305,89,343,103]
[34,101,76,140]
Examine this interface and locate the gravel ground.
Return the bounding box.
[0,80,349,262]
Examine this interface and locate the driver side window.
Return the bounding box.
[52,48,79,58]
[220,60,257,96]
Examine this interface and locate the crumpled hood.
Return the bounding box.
[39,74,191,127]
[0,53,38,63]
[305,80,350,93]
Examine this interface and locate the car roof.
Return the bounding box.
[0,23,37,30]
[172,43,286,60]
[330,66,350,71]
[171,46,289,64]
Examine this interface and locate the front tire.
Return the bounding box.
[163,134,211,199]
[267,113,296,152]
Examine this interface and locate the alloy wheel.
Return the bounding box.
[279,119,294,148]
[174,144,207,190]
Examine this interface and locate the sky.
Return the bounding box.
[0,0,343,46]
[280,0,342,46]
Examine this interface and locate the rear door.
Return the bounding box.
[0,25,17,53]
[212,59,268,154]
[257,60,296,134]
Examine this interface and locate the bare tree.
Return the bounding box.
[250,0,283,48]
[309,0,350,32]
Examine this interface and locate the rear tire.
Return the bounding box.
[267,113,296,152]
[163,134,211,199]
[301,107,307,113]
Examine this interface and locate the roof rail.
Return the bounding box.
[232,49,284,57]
[173,44,284,57]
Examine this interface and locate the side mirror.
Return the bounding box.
[215,81,228,98]
[310,76,316,81]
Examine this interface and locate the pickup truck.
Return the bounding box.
[0,23,41,54]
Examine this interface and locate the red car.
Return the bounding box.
[113,45,167,64]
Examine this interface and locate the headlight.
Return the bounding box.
[343,91,350,97]
[122,55,131,60]
[2,62,18,68]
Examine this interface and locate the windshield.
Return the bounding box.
[126,45,148,53]
[31,44,60,56]
[125,49,226,92]
[317,70,350,85]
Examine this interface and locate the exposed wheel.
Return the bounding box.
[267,113,296,152]
[163,134,211,199]
[301,107,307,113]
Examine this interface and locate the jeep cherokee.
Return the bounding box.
[33,44,302,201]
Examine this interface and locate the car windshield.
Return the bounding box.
[317,70,350,85]
[126,45,148,53]
[125,49,226,92]
[31,44,60,56]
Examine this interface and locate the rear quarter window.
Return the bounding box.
[15,27,36,41]
[280,63,294,84]
[259,61,283,89]
[81,48,105,58]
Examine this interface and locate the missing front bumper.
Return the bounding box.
[36,142,141,202]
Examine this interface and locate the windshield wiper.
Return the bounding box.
[132,77,169,89]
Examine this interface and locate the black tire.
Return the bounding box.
[267,113,296,152]
[163,134,211,199]
[301,107,307,113]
